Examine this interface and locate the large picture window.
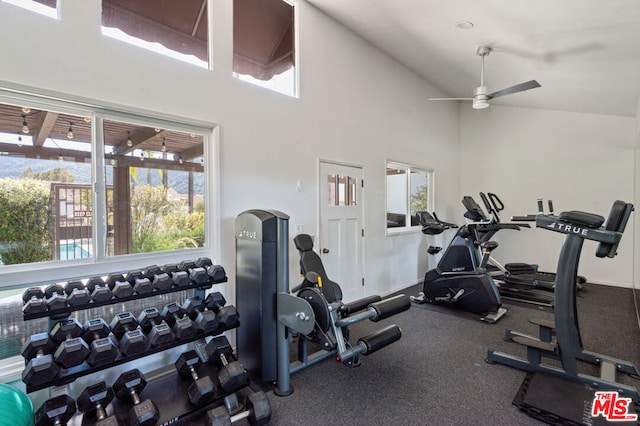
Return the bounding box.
[386,162,432,233]
[0,92,214,364]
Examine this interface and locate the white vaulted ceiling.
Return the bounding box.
[307,0,640,117]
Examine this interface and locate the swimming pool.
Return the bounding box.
[59,242,91,260]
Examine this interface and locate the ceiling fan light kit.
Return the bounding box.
[429,45,541,109]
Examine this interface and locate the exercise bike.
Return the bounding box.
[411,211,507,324]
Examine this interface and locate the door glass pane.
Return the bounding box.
[348,176,357,206]
[103,120,206,256]
[338,175,346,206]
[386,167,407,228]
[327,174,337,205]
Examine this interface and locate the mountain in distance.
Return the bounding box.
[0,156,203,194]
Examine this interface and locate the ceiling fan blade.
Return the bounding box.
[487,80,540,99]
[428,97,474,101]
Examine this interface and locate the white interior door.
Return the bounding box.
[319,161,364,302]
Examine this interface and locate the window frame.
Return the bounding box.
[385,160,433,235]
[0,82,219,289]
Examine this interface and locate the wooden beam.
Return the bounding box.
[32,111,59,147]
[112,128,165,156]
[178,144,204,161]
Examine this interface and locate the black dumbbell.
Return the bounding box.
[171,270,192,288]
[205,336,250,393]
[87,277,113,302]
[126,270,154,295]
[21,332,60,386]
[110,312,148,356]
[51,318,90,368]
[137,308,175,347]
[183,296,205,319]
[22,287,46,315]
[106,273,134,298]
[160,262,191,287]
[34,394,76,426]
[143,265,162,281]
[178,259,209,285]
[182,297,218,334]
[161,303,196,340]
[65,280,91,306]
[160,263,179,274]
[195,257,213,268]
[206,391,271,426]
[77,381,118,426]
[152,272,173,290]
[113,369,160,426]
[44,283,68,311]
[82,318,119,366]
[207,265,227,282]
[204,292,240,328]
[175,350,217,406]
[178,260,197,272]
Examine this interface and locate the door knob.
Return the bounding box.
[322,248,330,254]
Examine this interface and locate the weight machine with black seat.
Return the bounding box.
[235,210,411,396]
[487,200,640,401]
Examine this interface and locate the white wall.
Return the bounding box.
[460,105,637,287]
[0,0,460,298]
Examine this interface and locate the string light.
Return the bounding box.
[178,156,184,164]
[140,152,145,162]
[21,115,29,134]
[58,153,64,161]
[67,122,74,139]
[127,131,133,147]
[161,138,167,152]
[21,107,31,114]
[83,116,91,123]
[17,132,23,148]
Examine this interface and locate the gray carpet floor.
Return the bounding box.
[267,283,640,425]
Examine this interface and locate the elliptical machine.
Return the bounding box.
[411,211,507,323]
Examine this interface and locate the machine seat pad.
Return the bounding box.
[558,211,604,228]
[293,234,343,303]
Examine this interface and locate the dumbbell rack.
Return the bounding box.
[23,277,227,321]
[21,259,251,425]
[103,358,251,426]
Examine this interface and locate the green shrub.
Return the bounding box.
[0,178,54,264]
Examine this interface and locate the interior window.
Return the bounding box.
[233,0,296,97]
[386,162,432,232]
[101,0,209,68]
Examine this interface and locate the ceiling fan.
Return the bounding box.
[429,46,541,109]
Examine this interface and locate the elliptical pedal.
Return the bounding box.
[481,307,507,324]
